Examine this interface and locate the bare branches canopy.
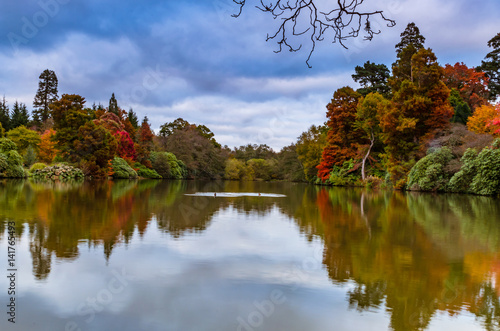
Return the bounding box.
[232,0,396,67]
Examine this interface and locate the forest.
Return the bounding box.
[0,23,499,195]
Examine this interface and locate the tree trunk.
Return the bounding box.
[361,131,375,181]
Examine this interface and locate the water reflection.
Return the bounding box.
[0,179,499,330]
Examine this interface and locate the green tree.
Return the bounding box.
[391,23,426,89]
[33,69,58,125]
[6,126,41,155]
[50,94,91,160]
[10,101,30,129]
[449,89,472,125]
[296,124,328,181]
[477,32,500,100]
[127,108,139,129]
[0,97,10,132]
[277,144,305,182]
[159,118,190,137]
[224,158,245,180]
[352,61,391,97]
[108,93,119,116]
[355,93,389,180]
[23,145,37,167]
[0,122,4,138]
[395,22,425,55]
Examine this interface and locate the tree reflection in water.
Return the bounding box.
[0,179,499,330]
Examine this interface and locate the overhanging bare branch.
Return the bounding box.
[233,0,396,67]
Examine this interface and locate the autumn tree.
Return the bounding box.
[233,0,395,66]
[383,48,453,184]
[162,125,226,179]
[296,124,328,181]
[10,101,30,129]
[443,62,489,110]
[477,32,500,100]
[136,116,154,166]
[317,86,363,181]
[114,131,136,160]
[93,112,123,134]
[467,104,500,136]
[38,129,58,163]
[352,61,391,97]
[73,121,118,176]
[33,69,58,126]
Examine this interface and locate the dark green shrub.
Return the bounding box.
[0,138,17,153]
[407,147,453,191]
[447,149,479,193]
[111,157,138,179]
[326,159,359,186]
[469,139,500,195]
[151,152,186,179]
[0,150,26,178]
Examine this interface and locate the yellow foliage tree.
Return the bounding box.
[466,104,500,136]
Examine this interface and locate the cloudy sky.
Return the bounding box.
[1,0,499,150]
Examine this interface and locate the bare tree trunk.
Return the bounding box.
[361,131,375,181]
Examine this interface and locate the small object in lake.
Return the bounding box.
[258,193,261,196]
[214,193,216,197]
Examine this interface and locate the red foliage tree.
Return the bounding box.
[317,87,364,181]
[136,117,154,167]
[114,130,136,160]
[443,62,489,110]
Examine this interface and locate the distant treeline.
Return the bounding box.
[1,24,500,195]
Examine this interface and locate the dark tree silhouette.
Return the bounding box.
[33,69,58,125]
[232,0,395,67]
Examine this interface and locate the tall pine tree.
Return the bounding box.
[33,69,58,125]
[108,93,119,116]
[391,23,426,88]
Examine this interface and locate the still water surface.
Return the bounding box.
[0,179,499,331]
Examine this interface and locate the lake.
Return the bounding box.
[0,179,499,331]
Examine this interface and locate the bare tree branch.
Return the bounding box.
[232,0,396,67]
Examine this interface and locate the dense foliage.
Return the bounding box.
[1,27,499,195]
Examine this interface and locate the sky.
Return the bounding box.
[1,0,499,150]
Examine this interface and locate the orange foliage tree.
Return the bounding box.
[135,116,154,167]
[382,48,453,184]
[38,129,58,163]
[317,86,364,181]
[467,104,500,136]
